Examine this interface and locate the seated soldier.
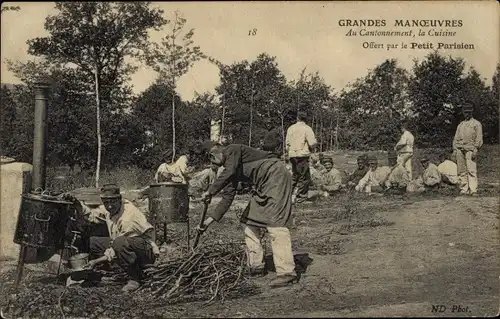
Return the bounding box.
[309,154,326,190]
[189,164,219,198]
[319,156,344,196]
[384,151,410,194]
[346,154,369,189]
[155,150,191,184]
[420,157,441,189]
[356,155,391,194]
[75,184,160,293]
[438,152,458,185]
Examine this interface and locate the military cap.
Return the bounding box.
[368,155,378,163]
[100,184,121,199]
[322,156,334,164]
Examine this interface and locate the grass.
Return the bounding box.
[42,145,499,193]
[45,166,153,191]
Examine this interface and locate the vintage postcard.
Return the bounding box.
[0,1,498,318]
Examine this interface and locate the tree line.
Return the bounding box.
[1,2,498,183]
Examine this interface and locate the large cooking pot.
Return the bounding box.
[68,253,89,271]
[13,192,74,249]
[147,183,189,223]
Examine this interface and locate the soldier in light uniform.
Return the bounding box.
[420,157,441,189]
[285,111,317,203]
[384,151,410,194]
[319,156,344,196]
[356,155,391,194]
[394,122,415,180]
[453,104,483,195]
[438,152,458,186]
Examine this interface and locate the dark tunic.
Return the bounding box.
[207,144,293,228]
[347,166,369,185]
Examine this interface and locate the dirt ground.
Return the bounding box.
[1,147,499,318]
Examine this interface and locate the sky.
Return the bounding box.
[1,1,499,101]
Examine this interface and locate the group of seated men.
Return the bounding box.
[287,150,459,197]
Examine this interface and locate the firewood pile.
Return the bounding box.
[139,242,260,304]
[0,243,260,318]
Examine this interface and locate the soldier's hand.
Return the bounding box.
[471,148,478,160]
[200,191,212,204]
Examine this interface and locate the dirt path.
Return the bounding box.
[184,195,499,317]
[1,194,498,318]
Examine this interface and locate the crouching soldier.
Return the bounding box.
[309,154,326,191]
[384,151,410,194]
[78,184,160,292]
[346,154,369,190]
[438,152,458,186]
[419,157,441,190]
[319,156,344,196]
[355,155,391,194]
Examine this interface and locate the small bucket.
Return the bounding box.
[68,253,89,271]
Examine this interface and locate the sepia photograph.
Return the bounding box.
[0,1,499,318]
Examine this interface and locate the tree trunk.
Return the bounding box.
[171,31,176,162]
[94,67,101,188]
[320,115,323,152]
[171,88,176,162]
[329,117,333,151]
[281,114,285,157]
[220,95,225,142]
[249,83,254,146]
[335,112,340,151]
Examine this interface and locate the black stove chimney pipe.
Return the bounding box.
[32,83,49,191]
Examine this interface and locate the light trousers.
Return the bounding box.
[456,149,478,194]
[397,152,413,180]
[243,224,296,276]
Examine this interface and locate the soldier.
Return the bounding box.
[356,155,391,193]
[285,111,317,203]
[346,154,369,190]
[453,104,483,196]
[395,122,415,180]
[438,152,458,186]
[384,151,410,194]
[319,156,344,196]
[65,184,159,293]
[420,157,441,190]
[197,141,298,288]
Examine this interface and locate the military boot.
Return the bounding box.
[269,273,299,288]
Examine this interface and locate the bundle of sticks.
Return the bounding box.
[138,242,260,304]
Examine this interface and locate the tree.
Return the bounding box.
[215,53,287,147]
[0,86,18,156]
[292,70,336,150]
[26,2,166,187]
[339,59,409,150]
[408,52,466,147]
[1,5,20,13]
[6,58,141,170]
[131,82,212,169]
[483,64,500,143]
[142,10,205,162]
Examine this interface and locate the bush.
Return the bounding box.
[46,166,153,192]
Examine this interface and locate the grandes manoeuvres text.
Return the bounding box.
[338,19,474,51]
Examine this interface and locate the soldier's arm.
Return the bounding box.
[475,121,483,149]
